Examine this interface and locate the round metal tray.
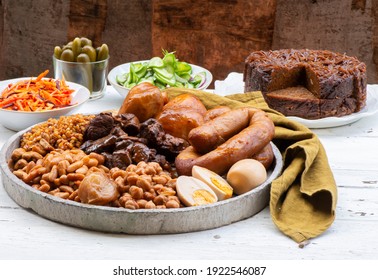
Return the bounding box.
[0,128,282,234]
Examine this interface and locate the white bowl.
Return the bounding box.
[108,60,213,98]
[0,78,90,131]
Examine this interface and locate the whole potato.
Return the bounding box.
[118,82,164,122]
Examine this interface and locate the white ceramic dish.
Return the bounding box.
[214,73,378,129]
[108,60,213,98]
[0,131,282,233]
[0,78,90,131]
[287,85,378,129]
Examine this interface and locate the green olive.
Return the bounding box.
[76,53,91,63]
[60,49,75,62]
[80,37,93,47]
[81,45,97,62]
[72,37,82,59]
[62,41,73,51]
[54,46,62,59]
[97,43,109,61]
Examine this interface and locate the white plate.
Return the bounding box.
[0,78,90,131]
[287,85,378,129]
[108,60,213,98]
[0,131,282,234]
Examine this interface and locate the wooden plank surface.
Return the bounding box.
[1,0,376,83]
[152,0,277,82]
[272,0,376,83]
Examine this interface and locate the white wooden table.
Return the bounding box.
[1,86,378,260]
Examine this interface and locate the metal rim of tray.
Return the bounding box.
[0,127,283,234]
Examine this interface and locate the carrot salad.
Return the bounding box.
[0,70,75,112]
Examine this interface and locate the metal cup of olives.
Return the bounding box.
[53,37,109,100]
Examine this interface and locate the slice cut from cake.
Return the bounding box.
[266,86,357,119]
[244,49,367,119]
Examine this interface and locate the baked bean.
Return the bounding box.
[67,160,84,173]
[13,170,27,180]
[24,161,36,173]
[57,160,70,176]
[89,153,105,165]
[14,159,28,170]
[11,148,26,162]
[59,174,70,185]
[24,169,41,183]
[39,184,51,193]
[53,192,70,199]
[67,173,85,181]
[49,165,58,182]
[22,151,43,162]
[75,165,89,174]
[68,190,79,201]
[48,188,60,195]
[86,157,98,167]
[31,143,47,156]
[59,185,74,194]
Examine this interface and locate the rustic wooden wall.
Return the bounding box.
[0,0,377,84]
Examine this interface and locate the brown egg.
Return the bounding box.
[78,172,119,205]
[226,159,267,195]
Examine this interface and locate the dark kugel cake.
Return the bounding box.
[243,49,367,119]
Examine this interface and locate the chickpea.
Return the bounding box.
[136,176,152,191]
[124,199,139,210]
[145,201,156,209]
[154,194,168,206]
[166,199,180,209]
[136,199,148,209]
[119,193,133,207]
[129,186,144,200]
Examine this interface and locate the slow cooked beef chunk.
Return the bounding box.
[84,112,114,140]
[81,134,118,154]
[80,113,187,173]
[140,118,189,159]
[113,113,140,135]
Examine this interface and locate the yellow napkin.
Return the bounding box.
[165,88,337,243]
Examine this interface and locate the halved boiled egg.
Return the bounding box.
[192,165,233,200]
[176,176,218,207]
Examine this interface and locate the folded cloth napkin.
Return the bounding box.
[165,88,337,243]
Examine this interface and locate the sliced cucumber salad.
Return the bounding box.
[116,50,207,90]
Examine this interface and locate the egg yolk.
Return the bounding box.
[192,189,217,205]
[210,176,233,198]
